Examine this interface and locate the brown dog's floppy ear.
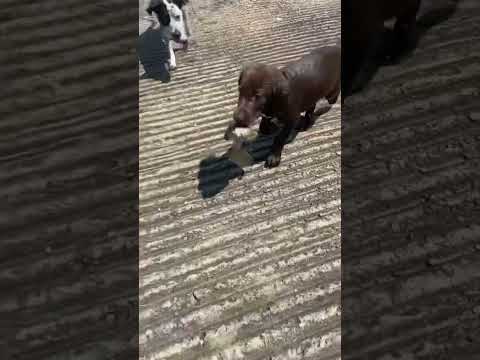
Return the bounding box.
[238,62,255,86]
[271,68,289,104]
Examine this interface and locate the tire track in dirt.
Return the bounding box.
[139,0,341,359]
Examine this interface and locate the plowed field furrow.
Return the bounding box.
[342,0,480,359]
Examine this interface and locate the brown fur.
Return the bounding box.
[225,45,341,168]
[342,0,422,99]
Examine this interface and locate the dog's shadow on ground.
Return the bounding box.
[138,27,172,82]
[352,0,460,95]
[197,105,332,198]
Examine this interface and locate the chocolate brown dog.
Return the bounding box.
[342,0,421,99]
[224,45,341,168]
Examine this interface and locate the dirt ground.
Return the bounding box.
[139,0,341,359]
[342,0,480,359]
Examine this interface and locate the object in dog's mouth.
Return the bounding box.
[233,127,258,143]
[227,128,257,167]
[227,144,253,167]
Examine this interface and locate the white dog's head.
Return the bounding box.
[147,0,189,46]
[164,0,188,44]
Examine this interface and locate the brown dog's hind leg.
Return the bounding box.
[327,84,340,105]
[297,106,316,131]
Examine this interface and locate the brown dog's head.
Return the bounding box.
[224,63,289,141]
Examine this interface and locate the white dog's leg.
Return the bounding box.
[168,41,176,70]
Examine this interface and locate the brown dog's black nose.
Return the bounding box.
[233,109,250,129]
[224,121,234,141]
[224,130,231,141]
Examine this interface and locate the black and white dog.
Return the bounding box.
[146,0,189,70]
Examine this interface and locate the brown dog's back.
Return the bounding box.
[283,45,341,111]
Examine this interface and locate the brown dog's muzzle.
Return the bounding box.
[233,106,257,127]
[232,108,243,124]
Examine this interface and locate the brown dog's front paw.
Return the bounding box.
[296,117,309,132]
[265,153,281,168]
[296,114,314,132]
